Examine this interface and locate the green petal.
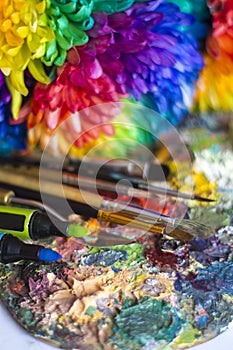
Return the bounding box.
[56,30,73,50]
[58,2,77,14]
[64,24,89,45]
[66,3,93,22]
[93,0,134,14]
[54,48,67,66]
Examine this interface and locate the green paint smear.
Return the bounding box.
[169,323,202,349]
[89,243,144,268]
[16,307,38,328]
[112,243,144,268]
[67,223,90,238]
[109,298,183,348]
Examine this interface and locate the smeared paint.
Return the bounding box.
[84,243,144,269]
[173,260,233,337]
[110,298,183,348]
[144,235,190,269]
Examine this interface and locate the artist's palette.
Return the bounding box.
[0,305,232,350]
[0,126,233,350]
[0,224,233,350]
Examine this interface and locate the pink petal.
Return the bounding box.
[44,108,61,130]
[88,58,103,79]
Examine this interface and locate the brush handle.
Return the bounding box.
[97,210,165,235]
[0,169,103,209]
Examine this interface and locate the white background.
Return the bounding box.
[0,302,232,350]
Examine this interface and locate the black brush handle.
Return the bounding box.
[0,183,99,219]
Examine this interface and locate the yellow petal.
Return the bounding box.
[0,54,14,70]
[6,76,23,119]
[14,1,25,12]
[16,26,29,38]
[27,33,41,53]
[28,59,50,84]
[5,29,24,46]
[11,12,20,24]
[15,43,31,70]
[1,19,12,32]
[3,4,13,17]
[1,67,11,76]
[1,43,21,56]
[36,0,46,14]
[39,27,55,43]
[9,69,28,96]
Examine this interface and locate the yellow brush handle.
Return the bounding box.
[97,210,165,235]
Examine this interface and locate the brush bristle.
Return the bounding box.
[193,195,216,202]
[175,219,215,239]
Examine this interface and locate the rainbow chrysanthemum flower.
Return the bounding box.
[26,0,203,154]
[193,0,233,112]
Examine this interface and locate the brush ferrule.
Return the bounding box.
[0,189,15,204]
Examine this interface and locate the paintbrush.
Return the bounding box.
[51,171,215,203]
[0,167,215,241]
[82,170,215,203]
[61,159,213,202]
[63,171,214,202]
[64,157,213,202]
